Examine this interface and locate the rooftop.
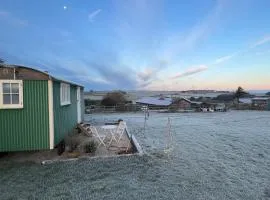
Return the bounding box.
[136,97,172,106]
[252,97,270,101]
[239,98,252,104]
[1,64,83,87]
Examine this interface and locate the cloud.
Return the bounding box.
[0,10,9,17]
[59,30,72,37]
[137,60,167,81]
[137,68,156,82]
[250,35,270,49]
[214,55,234,64]
[0,10,28,27]
[86,77,111,84]
[161,0,227,61]
[60,75,111,84]
[211,35,270,65]
[172,65,208,79]
[136,68,160,89]
[213,52,240,64]
[111,0,164,56]
[255,49,270,56]
[136,60,168,89]
[90,62,138,89]
[39,54,166,90]
[88,9,102,22]
[137,80,153,89]
[33,51,139,90]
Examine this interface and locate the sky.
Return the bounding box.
[0,0,269,91]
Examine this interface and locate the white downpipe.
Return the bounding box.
[77,87,82,123]
[48,80,55,149]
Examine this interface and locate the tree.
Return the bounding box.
[266,92,270,96]
[214,94,235,102]
[84,99,99,106]
[234,86,248,103]
[190,97,196,101]
[101,91,127,106]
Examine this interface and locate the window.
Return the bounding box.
[0,80,23,109]
[60,83,70,105]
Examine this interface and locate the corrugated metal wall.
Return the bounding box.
[0,80,49,152]
[53,82,78,145]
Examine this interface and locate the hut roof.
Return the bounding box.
[1,64,83,87]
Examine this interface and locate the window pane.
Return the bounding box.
[3,94,11,104]
[61,85,64,101]
[12,94,19,104]
[60,83,70,104]
[3,83,10,93]
[63,86,66,102]
[66,86,68,101]
[11,83,19,93]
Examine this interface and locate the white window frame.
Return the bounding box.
[60,82,71,106]
[0,80,23,109]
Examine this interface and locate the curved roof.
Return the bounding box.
[13,65,50,77]
[1,64,83,87]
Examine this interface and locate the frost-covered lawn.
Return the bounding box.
[1,111,270,200]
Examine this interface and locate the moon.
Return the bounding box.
[63,6,67,10]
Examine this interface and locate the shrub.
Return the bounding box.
[118,119,123,123]
[65,136,81,152]
[84,141,97,153]
[57,140,65,155]
[101,91,127,106]
[168,106,178,112]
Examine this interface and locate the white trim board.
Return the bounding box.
[77,86,82,123]
[48,80,55,149]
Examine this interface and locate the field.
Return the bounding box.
[1,111,270,199]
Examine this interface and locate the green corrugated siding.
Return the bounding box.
[0,80,49,152]
[53,82,78,145]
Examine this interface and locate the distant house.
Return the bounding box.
[215,103,226,111]
[136,95,172,108]
[239,98,252,104]
[252,97,270,111]
[190,101,202,110]
[213,93,235,102]
[0,65,84,152]
[200,102,226,112]
[200,102,216,110]
[235,98,253,110]
[172,97,192,110]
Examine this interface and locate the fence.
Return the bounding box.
[85,105,172,114]
[85,103,233,114]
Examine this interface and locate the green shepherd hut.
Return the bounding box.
[0,65,84,152]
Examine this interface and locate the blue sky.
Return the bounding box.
[0,0,269,91]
